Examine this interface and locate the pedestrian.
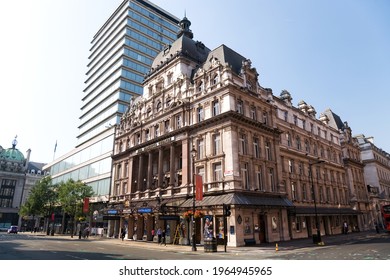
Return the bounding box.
[343,221,348,234]
[157,227,162,244]
[121,227,126,241]
[375,222,380,234]
[161,229,166,246]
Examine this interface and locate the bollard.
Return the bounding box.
[275,243,279,251]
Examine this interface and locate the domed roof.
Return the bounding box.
[0,138,25,162]
[147,16,210,75]
[0,147,25,162]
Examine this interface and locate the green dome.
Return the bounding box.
[0,147,25,162]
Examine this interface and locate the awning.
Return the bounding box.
[291,206,362,216]
[178,192,294,208]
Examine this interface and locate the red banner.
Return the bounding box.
[83,197,90,213]
[195,174,203,201]
[51,213,55,221]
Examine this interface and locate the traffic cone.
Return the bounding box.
[275,243,279,251]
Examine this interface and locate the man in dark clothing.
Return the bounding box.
[161,230,166,246]
[121,227,126,241]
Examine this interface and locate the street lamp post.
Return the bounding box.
[309,160,324,244]
[191,145,197,251]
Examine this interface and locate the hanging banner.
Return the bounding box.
[83,197,90,213]
[195,174,203,201]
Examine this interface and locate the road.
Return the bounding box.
[0,231,389,260]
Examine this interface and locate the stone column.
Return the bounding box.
[138,154,144,192]
[158,147,164,188]
[169,144,175,186]
[181,138,189,188]
[127,157,134,193]
[147,152,153,190]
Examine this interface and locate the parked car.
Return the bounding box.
[7,226,18,234]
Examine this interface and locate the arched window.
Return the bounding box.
[156,101,162,112]
[213,74,219,85]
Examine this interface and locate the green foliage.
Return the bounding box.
[20,177,94,219]
[19,176,57,217]
[57,178,94,218]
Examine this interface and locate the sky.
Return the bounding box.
[0,0,389,164]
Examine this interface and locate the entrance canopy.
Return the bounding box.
[178,192,294,209]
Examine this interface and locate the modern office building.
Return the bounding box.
[43,0,180,213]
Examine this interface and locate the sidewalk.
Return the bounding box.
[20,229,387,254]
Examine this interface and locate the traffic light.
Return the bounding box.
[224,204,231,216]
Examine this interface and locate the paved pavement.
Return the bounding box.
[21,229,388,256]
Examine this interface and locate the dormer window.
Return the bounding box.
[247,81,252,90]
[213,75,219,85]
[197,81,204,92]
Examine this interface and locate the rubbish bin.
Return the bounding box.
[204,238,217,252]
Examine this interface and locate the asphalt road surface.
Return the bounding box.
[0,231,389,260]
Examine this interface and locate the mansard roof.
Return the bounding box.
[203,44,247,75]
[323,108,345,130]
[149,34,210,74]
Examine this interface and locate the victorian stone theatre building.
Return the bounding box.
[108,17,361,246]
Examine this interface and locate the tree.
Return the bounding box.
[57,179,94,237]
[19,176,57,232]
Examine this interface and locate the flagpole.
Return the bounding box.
[53,140,57,160]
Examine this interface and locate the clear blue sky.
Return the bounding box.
[1,0,389,164]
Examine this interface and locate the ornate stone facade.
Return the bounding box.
[109,18,293,246]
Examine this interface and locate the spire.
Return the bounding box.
[177,14,193,39]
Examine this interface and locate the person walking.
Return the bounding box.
[343,221,348,234]
[157,227,162,244]
[375,222,380,234]
[121,227,126,241]
[161,229,166,246]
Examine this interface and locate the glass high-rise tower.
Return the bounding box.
[44,0,179,202]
